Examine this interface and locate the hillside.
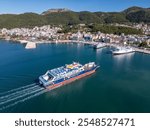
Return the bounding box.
[123,6,150,23]
[0,6,149,29]
[0,13,47,28]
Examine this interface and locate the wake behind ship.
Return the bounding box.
[39,62,99,90]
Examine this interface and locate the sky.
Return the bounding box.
[0,0,149,14]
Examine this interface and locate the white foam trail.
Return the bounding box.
[0,89,47,111]
[0,87,41,103]
[0,87,44,105]
[0,85,40,101]
[0,83,36,96]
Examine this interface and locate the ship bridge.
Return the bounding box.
[49,66,66,77]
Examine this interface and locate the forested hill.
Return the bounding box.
[0,6,149,29]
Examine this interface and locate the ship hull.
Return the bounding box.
[113,51,134,55]
[46,68,97,91]
[94,46,106,49]
[93,44,106,49]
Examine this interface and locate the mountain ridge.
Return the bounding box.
[42,8,72,15]
[0,6,149,29]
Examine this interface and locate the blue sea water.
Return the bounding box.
[0,40,150,113]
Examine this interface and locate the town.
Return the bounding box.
[0,23,150,52]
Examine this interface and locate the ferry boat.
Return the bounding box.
[39,62,99,90]
[112,46,135,55]
[93,43,107,49]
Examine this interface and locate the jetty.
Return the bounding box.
[133,47,150,55]
[25,42,36,49]
[19,40,28,44]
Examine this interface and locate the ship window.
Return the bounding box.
[47,73,53,80]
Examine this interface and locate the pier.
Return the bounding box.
[19,40,28,44]
[25,42,36,49]
[133,47,150,55]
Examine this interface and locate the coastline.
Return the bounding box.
[1,38,150,55]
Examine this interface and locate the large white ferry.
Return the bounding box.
[112,46,135,55]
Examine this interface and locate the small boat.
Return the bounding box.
[112,46,135,55]
[93,43,107,49]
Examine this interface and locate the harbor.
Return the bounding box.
[0,40,150,112]
[0,23,149,52]
[16,39,150,55]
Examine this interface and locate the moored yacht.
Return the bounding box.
[93,43,107,49]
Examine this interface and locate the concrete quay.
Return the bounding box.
[25,42,36,49]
